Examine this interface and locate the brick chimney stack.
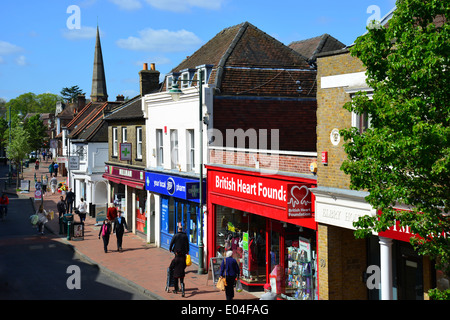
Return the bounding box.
[139,62,160,96]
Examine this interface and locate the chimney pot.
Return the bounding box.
[150,63,155,71]
[143,63,148,70]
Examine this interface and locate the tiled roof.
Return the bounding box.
[103,95,143,121]
[167,22,316,97]
[288,34,346,63]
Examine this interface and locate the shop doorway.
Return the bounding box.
[395,242,423,300]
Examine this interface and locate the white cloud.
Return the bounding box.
[62,26,99,40]
[109,0,142,10]
[116,28,202,52]
[15,55,27,66]
[144,0,225,12]
[0,40,23,55]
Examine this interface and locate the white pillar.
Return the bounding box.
[379,236,393,300]
[146,190,151,243]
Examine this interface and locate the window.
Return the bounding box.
[113,127,118,156]
[136,127,143,160]
[156,129,163,166]
[170,129,178,169]
[166,75,173,90]
[353,112,371,134]
[122,127,128,142]
[186,129,195,171]
[181,72,189,89]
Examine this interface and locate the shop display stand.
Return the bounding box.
[284,246,316,300]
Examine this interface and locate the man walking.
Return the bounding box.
[169,225,190,257]
[113,211,128,252]
[65,188,75,213]
[57,196,66,234]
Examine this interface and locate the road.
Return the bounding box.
[0,194,151,300]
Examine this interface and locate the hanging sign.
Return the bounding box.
[286,184,312,218]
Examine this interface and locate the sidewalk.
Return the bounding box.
[6,161,260,300]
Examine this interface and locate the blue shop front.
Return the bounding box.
[145,171,205,265]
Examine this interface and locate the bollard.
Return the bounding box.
[67,221,71,240]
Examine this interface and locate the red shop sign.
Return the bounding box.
[286,184,312,218]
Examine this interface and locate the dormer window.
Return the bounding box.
[166,75,173,90]
[180,69,196,89]
[195,64,213,85]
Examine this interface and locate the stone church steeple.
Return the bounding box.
[90,26,108,102]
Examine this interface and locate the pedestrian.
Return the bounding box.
[260,283,277,300]
[35,179,42,191]
[42,151,46,162]
[65,188,75,213]
[57,195,66,219]
[48,162,54,176]
[77,198,87,223]
[169,250,187,297]
[41,175,48,196]
[113,211,128,252]
[35,204,48,235]
[0,193,9,221]
[48,151,52,160]
[219,251,240,300]
[35,159,40,170]
[98,219,112,253]
[53,162,59,177]
[169,225,190,258]
[50,174,58,194]
[107,203,118,222]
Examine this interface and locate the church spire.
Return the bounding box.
[90,26,108,102]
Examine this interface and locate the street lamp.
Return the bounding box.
[168,71,206,274]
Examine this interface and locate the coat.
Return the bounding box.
[220,257,240,278]
[98,222,112,238]
[113,216,127,234]
[169,254,186,278]
[169,231,190,255]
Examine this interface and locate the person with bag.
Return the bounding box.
[98,219,112,253]
[113,211,128,252]
[169,225,189,258]
[169,249,187,297]
[77,198,87,223]
[35,204,48,235]
[219,250,240,300]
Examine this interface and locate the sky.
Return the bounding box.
[0,0,396,102]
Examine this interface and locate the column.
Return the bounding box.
[379,236,393,300]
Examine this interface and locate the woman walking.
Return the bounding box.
[98,219,112,253]
[35,204,48,235]
[169,250,187,297]
[220,251,240,300]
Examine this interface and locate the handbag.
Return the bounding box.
[216,258,227,291]
[186,254,192,266]
[236,279,243,292]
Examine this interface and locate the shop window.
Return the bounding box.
[189,205,198,244]
[168,197,175,234]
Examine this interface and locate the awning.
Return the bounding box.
[102,173,144,190]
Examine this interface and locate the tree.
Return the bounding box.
[24,114,48,154]
[60,85,85,103]
[340,0,449,292]
[5,92,59,115]
[6,125,31,187]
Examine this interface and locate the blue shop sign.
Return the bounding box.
[145,172,205,203]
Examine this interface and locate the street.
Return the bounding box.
[0,193,151,300]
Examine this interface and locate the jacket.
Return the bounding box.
[169,231,189,255]
[0,196,9,205]
[98,222,112,238]
[220,257,240,278]
[57,200,66,213]
[114,216,128,234]
[65,191,75,202]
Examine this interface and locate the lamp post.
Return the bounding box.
[169,71,206,274]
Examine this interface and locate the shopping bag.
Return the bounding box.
[216,277,227,291]
[30,214,39,225]
[186,254,192,266]
[236,279,243,293]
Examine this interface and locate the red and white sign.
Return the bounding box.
[287,184,312,218]
[321,151,328,165]
[209,170,312,219]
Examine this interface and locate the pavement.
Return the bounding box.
[1,160,261,301]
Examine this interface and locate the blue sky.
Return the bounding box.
[0,0,396,102]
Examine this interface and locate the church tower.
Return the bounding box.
[90,26,108,102]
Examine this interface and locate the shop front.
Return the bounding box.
[145,171,205,265]
[206,165,318,300]
[102,164,146,235]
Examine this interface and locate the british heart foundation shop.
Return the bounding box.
[206,165,318,300]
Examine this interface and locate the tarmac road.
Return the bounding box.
[0,195,151,300]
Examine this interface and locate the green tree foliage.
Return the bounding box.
[24,114,48,153]
[5,92,60,115]
[340,0,449,281]
[60,85,85,102]
[6,125,31,187]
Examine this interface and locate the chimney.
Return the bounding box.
[139,62,160,96]
[116,94,125,102]
[77,94,86,112]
